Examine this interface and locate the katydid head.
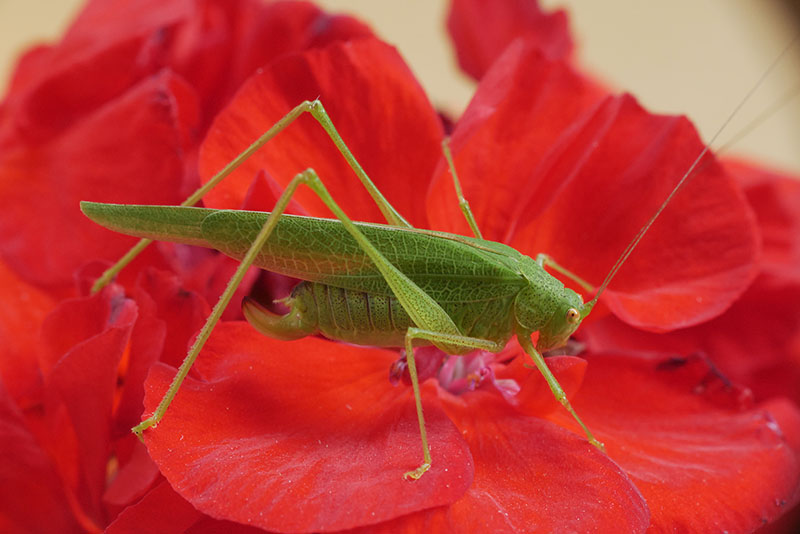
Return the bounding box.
[514,270,588,352]
[536,293,586,352]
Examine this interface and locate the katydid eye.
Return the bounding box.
[565,308,580,324]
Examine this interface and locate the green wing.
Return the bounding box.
[81,202,525,302]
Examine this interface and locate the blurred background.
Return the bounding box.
[1,0,799,174]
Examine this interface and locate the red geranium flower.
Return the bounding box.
[1,1,799,533]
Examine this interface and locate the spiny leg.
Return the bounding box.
[92,99,410,293]
[441,138,482,239]
[517,333,605,452]
[402,327,504,480]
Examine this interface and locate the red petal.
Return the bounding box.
[511,99,760,330]
[168,0,373,122]
[445,397,649,534]
[727,158,800,279]
[189,255,257,322]
[113,268,212,435]
[0,380,80,533]
[447,0,573,79]
[198,38,443,226]
[105,480,202,534]
[427,41,606,240]
[0,259,55,404]
[498,354,588,416]
[551,352,800,533]
[142,323,472,531]
[581,276,800,406]
[241,170,309,215]
[1,0,194,141]
[133,267,211,368]
[2,0,372,147]
[107,478,271,533]
[112,277,166,437]
[754,399,800,533]
[348,395,649,534]
[428,42,758,330]
[41,285,138,527]
[0,72,199,288]
[755,506,800,534]
[3,44,54,97]
[102,440,161,511]
[155,241,258,322]
[63,0,192,46]
[581,160,800,406]
[184,518,277,534]
[762,398,800,473]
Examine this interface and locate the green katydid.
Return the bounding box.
[80,37,786,479]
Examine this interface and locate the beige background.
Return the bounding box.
[2,0,799,174]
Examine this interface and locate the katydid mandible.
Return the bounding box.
[80,48,775,480]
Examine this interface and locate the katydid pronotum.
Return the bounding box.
[80,37,792,480]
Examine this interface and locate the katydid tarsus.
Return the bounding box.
[80,38,794,480]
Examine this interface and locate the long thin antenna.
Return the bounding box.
[585,34,799,311]
[716,81,800,155]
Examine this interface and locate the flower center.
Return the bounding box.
[389,347,520,398]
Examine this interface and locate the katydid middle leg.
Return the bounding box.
[401,327,504,479]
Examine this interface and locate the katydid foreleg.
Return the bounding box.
[517,333,603,451]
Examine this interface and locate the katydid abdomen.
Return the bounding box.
[244,279,517,351]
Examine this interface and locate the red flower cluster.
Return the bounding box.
[0,1,798,532]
